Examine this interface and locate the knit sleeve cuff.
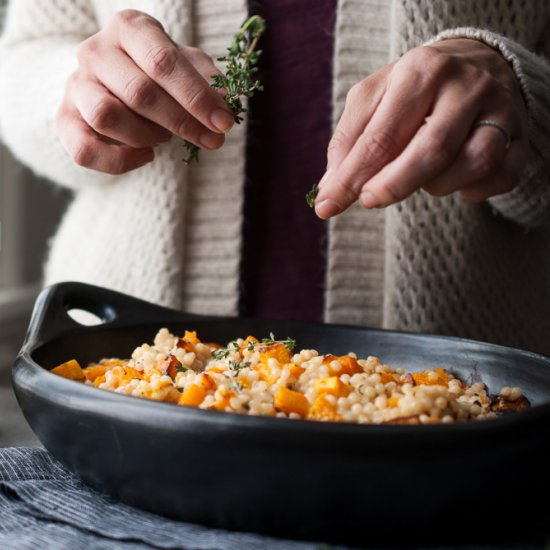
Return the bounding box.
[424,28,550,230]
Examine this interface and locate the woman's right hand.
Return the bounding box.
[55,9,235,174]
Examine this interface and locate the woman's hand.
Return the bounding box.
[55,9,235,174]
[315,38,529,218]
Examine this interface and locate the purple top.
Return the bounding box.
[239,0,337,321]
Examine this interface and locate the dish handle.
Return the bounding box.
[21,281,208,351]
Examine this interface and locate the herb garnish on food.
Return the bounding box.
[211,333,296,361]
[212,341,240,360]
[183,15,266,164]
[258,333,296,352]
[229,359,252,371]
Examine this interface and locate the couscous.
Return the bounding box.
[51,328,530,423]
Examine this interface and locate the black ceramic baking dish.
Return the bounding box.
[11,282,550,548]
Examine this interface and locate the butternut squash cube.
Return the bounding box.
[240,335,259,351]
[314,376,350,397]
[183,330,200,344]
[179,384,206,407]
[259,343,292,367]
[411,367,450,387]
[51,359,85,382]
[82,363,107,382]
[379,372,399,384]
[288,364,305,380]
[274,386,309,416]
[336,355,363,376]
[308,395,341,421]
[322,354,362,376]
[199,373,217,391]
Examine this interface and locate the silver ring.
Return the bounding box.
[472,119,512,150]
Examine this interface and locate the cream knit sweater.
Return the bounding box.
[1,0,550,353]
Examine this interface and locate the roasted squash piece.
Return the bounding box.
[177,330,200,353]
[379,372,399,384]
[411,367,449,386]
[82,363,108,382]
[323,354,362,376]
[259,343,292,366]
[166,354,183,380]
[179,384,206,407]
[183,330,200,344]
[119,367,143,383]
[240,335,259,351]
[308,394,341,421]
[338,355,363,376]
[51,359,85,382]
[288,364,305,380]
[314,376,350,397]
[177,339,194,352]
[274,386,309,416]
[199,373,217,391]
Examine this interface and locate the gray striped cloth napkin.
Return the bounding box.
[0,447,340,550]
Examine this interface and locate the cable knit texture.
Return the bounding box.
[1,0,550,354]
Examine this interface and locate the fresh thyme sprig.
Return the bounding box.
[240,333,297,353]
[306,183,319,208]
[212,341,240,360]
[182,15,266,164]
[212,15,265,122]
[257,333,296,352]
[211,333,296,361]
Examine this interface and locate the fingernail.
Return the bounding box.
[199,131,224,150]
[211,109,234,133]
[315,198,342,219]
[360,191,378,208]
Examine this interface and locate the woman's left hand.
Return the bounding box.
[314,38,529,219]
